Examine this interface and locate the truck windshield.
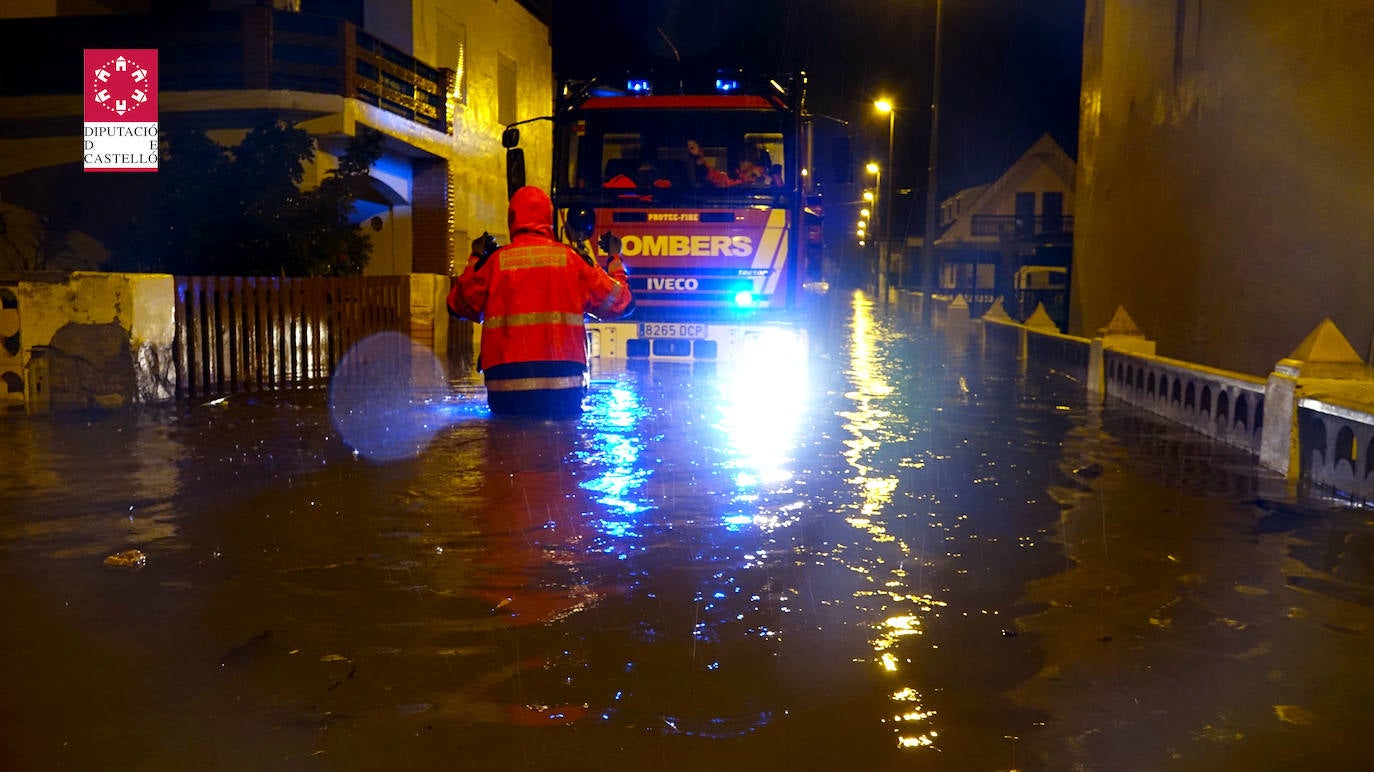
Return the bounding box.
[559,108,790,194]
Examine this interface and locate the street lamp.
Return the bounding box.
[919,0,944,323]
[865,163,881,295]
[874,99,895,297]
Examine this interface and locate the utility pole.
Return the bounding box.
[919,0,944,324]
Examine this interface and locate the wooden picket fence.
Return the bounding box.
[173,275,410,398]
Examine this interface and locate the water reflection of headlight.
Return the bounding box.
[716,327,808,491]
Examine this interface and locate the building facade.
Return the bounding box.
[0,0,552,277]
[931,133,1076,326]
[1073,1,1374,376]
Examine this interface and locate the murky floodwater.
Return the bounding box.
[3,290,1372,771]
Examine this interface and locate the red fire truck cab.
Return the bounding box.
[505,71,827,361]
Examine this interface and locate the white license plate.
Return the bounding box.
[639,322,706,339]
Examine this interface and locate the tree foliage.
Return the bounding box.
[108,122,384,276]
[0,207,75,272]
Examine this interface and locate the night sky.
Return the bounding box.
[550,0,1085,208]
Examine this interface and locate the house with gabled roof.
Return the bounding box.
[930,132,1076,326]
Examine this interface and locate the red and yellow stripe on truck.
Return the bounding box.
[575,206,792,311]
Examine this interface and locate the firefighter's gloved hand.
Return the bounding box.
[472,232,498,259]
[598,231,621,256]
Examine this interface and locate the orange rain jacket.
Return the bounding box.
[447,186,633,414]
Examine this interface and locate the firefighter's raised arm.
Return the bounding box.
[446,232,499,321]
[589,230,633,319]
[472,232,499,270]
[597,231,623,272]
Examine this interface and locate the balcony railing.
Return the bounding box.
[969,215,1074,239]
[0,7,450,133]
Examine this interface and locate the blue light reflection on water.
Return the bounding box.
[576,339,811,545]
[578,379,653,548]
[563,348,813,740]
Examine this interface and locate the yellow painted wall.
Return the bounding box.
[1073,1,1374,375]
[16,271,175,406]
[413,0,553,249]
[17,271,173,356]
[0,1,58,18]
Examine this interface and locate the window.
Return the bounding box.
[1014,191,1035,236]
[498,53,516,126]
[559,108,789,192]
[298,0,362,25]
[1042,191,1063,232]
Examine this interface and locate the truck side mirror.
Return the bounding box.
[506,148,526,199]
[501,127,520,149]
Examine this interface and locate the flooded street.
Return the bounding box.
[3,290,1373,771]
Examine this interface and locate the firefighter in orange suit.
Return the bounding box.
[447,185,633,419]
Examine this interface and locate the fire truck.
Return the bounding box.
[502,70,829,362]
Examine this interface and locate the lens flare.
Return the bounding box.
[328,331,477,461]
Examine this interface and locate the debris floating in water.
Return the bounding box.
[103,549,147,568]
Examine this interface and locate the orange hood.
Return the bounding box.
[507,186,556,240]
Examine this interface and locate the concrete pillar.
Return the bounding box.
[408,273,448,356]
[1088,337,1105,399]
[1088,306,1155,400]
[1023,303,1060,333]
[17,272,175,412]
[978,296,1013,349]
[945,294,971,335]
[1261,368,1300,479]
[1260,318,1374,478]
[1017,302,1059,362]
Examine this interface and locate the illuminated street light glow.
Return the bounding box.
[865,158,884,295]
[874,98,896,296]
